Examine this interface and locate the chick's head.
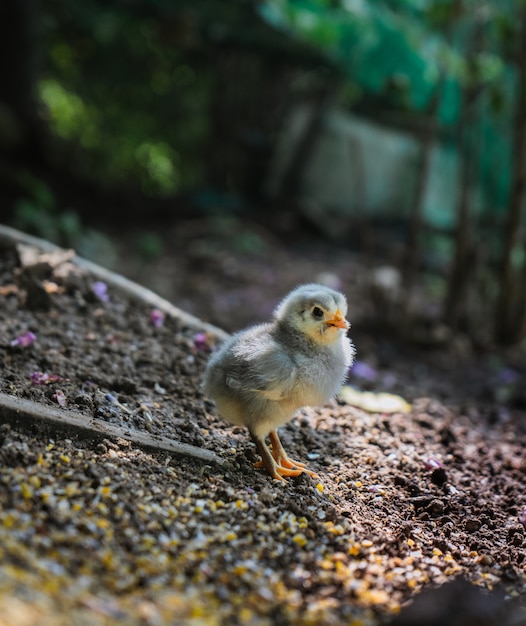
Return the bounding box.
[274,283,349,345]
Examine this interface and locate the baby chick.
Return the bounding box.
[203,284,355,481]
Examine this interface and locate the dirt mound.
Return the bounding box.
[0,228,525,625]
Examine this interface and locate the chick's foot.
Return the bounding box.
[252,431,319,481]
[269,430,319,478]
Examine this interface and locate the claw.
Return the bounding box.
[277,455,306,469]
[250,430,319,481]
[269,431,318,477]
[254,458,306,470]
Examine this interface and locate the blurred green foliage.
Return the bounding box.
[36,0,523,219]
[2,0,524,341]
[134,231,165,260]
[12,171,115,262]
[12,172,73,244]
[40,1,212,195]
[257,0,521,214]
[261,0,446,108]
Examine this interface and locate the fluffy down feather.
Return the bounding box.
[203,284,355,480]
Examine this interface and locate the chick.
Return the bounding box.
[203,284,355,481]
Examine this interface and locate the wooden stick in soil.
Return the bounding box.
[0,224,229,342]
[0,392,229,467]
[0,225,231,466]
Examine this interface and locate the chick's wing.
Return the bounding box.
[226,325,297,401]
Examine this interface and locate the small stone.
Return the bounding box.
[478,554,493,565]
[429,500,445,516]
[431,468,448,486]
[464,519,480,533]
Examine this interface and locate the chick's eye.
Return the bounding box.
[311,306,324,319]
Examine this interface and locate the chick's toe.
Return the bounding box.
[251,431,319,480]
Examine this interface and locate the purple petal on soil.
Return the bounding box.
[92,281,110,303]
[519,507,526,527]
[423,457,443,470]
[149,308,165,328]
[350,361,377,382]
[10,331,37,347]
[31,372,47,384]
[30,371,64,385]
[193,332,209,351]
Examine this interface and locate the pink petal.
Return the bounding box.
[193,332,210,351]
[30,371,64,385]
[149,309,165,328]
[10,331,37,347]
[423,457,443,470]
[30,371,48,385]
[53,390,67,408]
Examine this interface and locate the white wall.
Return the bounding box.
[267,105,472,231]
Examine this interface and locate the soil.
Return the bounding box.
[0,220,525,626]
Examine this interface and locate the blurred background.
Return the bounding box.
[2,0,526,349]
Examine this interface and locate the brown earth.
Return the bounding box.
[0,221,525,626]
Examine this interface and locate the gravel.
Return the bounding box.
[0,234,525,625]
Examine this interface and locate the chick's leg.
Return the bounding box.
[250,432,303,481]
[269,431,319,479]
[269,431,305,467]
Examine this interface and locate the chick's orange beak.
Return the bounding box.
[325,309,348,329]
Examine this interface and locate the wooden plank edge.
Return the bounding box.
[0,224,229,342]
[0,392,229,468]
